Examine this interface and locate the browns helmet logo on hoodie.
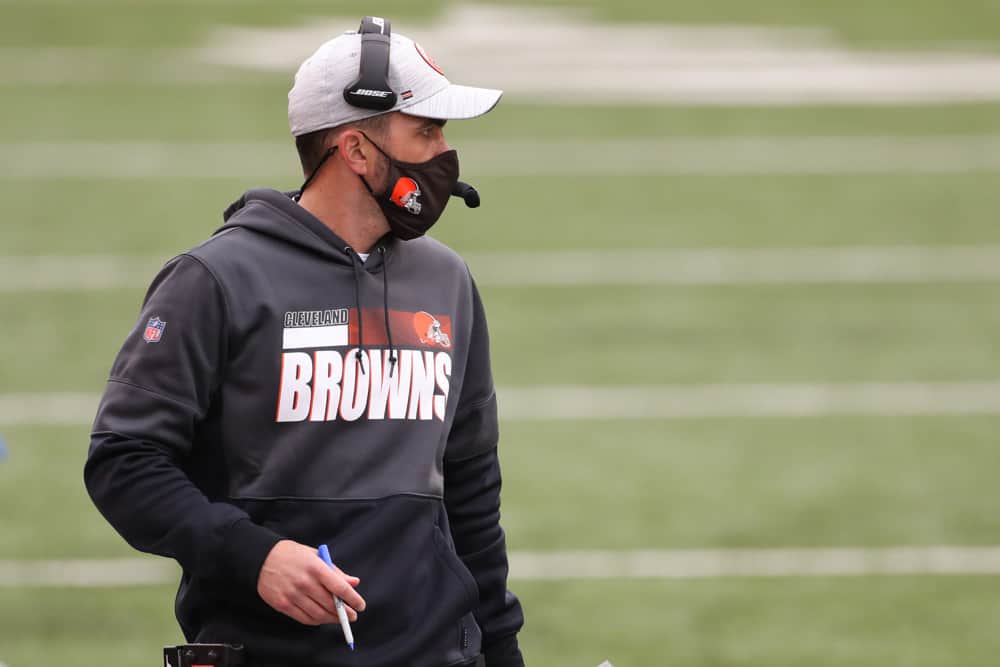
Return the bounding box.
[413,311,451,348]
[391,177,422,215]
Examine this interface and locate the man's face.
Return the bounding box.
[382,112,450,164]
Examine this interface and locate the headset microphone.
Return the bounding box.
[452,181,480,208]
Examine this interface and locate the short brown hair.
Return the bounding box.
[295,114,390,176]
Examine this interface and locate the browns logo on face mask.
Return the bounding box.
[390,177,422,215]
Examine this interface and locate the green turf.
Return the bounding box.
[498,418,1000,550]
[4,1,1000,665]
[2,172,1000,256]
[0,1,442,48]
[530,0,1000,50]
[438,173,1000,252]
[2,281,999,393]
[0,426,128,559]
[0,586,183,667]
[3,0,999,49]
[516,577,1000,667]
[482,283,1000,385]
[6,418,1000,558]
[8,86,1000,140]
[5,578,1000,667]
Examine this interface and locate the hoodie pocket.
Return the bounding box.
[431,524,480,610]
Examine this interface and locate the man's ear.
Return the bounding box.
[337,129,373,176]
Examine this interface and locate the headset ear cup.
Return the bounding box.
[343,17,398,110]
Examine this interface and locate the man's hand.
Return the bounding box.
[257,539,366,625]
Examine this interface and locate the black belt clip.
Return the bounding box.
[163,643,246,667]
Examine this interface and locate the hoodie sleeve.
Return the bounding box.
[444,277,525,667]
[84,254,282,591]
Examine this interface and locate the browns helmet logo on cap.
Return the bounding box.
[390,177,422,214]
[414,42,445,75]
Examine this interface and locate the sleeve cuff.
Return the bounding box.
[484,634,524,667]
[221,517,284,591]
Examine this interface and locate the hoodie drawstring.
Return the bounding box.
[346,245,396,378]
[378,246,398,377]
[345,246,367,375]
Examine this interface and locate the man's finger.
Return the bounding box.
[304,576,358,621]
[317,567,367,612]
[335,566,360,586]
[285,599,317,626]
[302,577,338,617]
[293,595,337,626]
[333,580,366,613]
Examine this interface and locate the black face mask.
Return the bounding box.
[296,132,460,242]
[358,132,460,241]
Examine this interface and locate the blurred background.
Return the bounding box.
[3,0,1000,665]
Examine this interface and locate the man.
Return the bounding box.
[85,17,524,667]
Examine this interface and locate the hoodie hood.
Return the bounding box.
[220,188,394,271]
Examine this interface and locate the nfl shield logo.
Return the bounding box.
[143,317,166,343]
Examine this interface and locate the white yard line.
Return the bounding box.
[0,255,168,292]
[8,6,1000,104]
[5,547,1000,586]
[0,393,98,426]
[192,7,1000,105]
[0,558,177,587]
[497,383,1000,420]
[4,247,1000,292]
[4,136,1000,179]
[467,247,1000,286]
[5,383,1000,427]
[510,547,1000,579]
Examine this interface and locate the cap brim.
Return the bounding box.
[400,83,503,120]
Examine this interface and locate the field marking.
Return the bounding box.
[5,6,1000,103]
[497,384,1000,420]
[7,5,1000,104]
[3,247,1000,293]
[5,136,1000,179]
[193,6,1000,105]
[0,255,166,292]
[0,558,177,587]
[6,383,1000,427]
[511,547,1000,579]
[6,547,1000,586]
[0,393,99,427]
[471,247,1000,286]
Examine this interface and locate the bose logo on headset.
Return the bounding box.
[353,89,392,98]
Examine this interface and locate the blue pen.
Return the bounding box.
[317,544,356,651]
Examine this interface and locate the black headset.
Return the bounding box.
[343,16,397,111]
[340,16,481,208]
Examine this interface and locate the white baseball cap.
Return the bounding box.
[288,28,503,136]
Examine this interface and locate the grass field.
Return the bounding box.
[3,1,1000,665]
